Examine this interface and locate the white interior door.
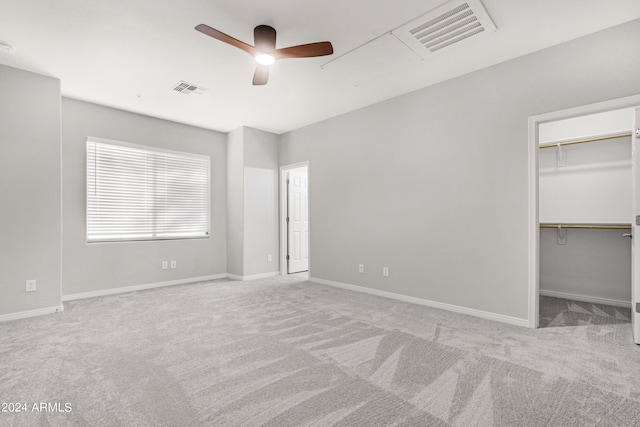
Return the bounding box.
[633,107,640,344]
[287,167,309,273]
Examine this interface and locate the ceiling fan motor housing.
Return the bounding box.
[254,25,276,52]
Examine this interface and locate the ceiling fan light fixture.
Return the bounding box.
[195,23,333,84]
[255,53,275,66]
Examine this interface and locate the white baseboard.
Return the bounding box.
[62,274,228,302]
[0,305,64,323]
[539,289,631,308]
[227,272,280,281]
[310,277,529,328]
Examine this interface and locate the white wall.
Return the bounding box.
[0,65,62,316]
[61,98,227,296]
[539,109,634,305]
[279,19,640,321]
[539,136,631,223]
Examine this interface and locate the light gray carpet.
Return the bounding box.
[540,295,632,328]
[2,275,640,426]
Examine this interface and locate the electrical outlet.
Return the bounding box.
[170,260,177,269]
[268,254,272,262]
[162,261,168,270]
[383,267,389,277]
[26,280,36,292]
[358,264,364,273]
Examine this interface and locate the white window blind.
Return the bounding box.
[87,139,210,242]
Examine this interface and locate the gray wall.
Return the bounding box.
[279,19,640,320]
[226,127,280,277]
[0,65,62,315]
[243,127,279,276]
[540,229,631,304]
[227,128,245,276]
[61,98,227,296]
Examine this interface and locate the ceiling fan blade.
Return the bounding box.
[195,24,256,56]
[252,65,270,85]
[275,42,333,59]
[254,25,277,52]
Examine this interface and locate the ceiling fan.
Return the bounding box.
[195,24,333,85]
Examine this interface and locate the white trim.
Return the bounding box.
[242,271,280,281]
[0,305,64,323]
[280,161,311,170]
[539,290,631,309]
[527,115,540,329]
[87,136,210,159]
[527,94,640,330]
[279,161,310,276]
[59,93,64,313]
[62,274,227,301]
[310,277,529,328]
[227,271,280,282]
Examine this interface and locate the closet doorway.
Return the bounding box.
[528,96,640,343]
[280,162,309,275]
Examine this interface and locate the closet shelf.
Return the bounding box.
[540,223,631,230]
[539,131,631,150]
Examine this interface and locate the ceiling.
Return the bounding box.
[1,0,639,134]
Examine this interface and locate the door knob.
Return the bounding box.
[623,233,632,238]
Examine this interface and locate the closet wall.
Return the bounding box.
[539,109,634,306]
[0,65,61,317]
[226,126,280,279]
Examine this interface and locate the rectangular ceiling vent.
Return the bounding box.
[393,0,496,57]
[172,81,207,95]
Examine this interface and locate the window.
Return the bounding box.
[87,138,210,242]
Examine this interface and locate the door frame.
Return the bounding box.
[527,94,640,329]
[279,161,310,275]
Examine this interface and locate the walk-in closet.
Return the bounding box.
[538,108,635,328]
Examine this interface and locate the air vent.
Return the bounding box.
[172,81,207,95]
[393,0,496,57]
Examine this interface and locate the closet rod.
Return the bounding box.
[540,224,631,230]
[539,131,632,150]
